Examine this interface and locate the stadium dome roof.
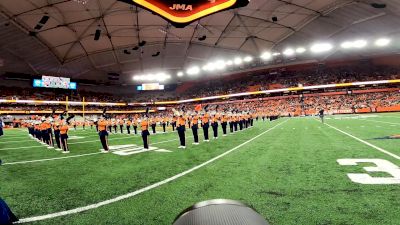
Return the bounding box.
[0,0,399,83]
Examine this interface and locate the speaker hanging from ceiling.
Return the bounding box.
[34,15,50,30]
[94,28,101,41]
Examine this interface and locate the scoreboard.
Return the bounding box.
[33,76,77,90]
[137,83,165,91]
[118,0,249,27]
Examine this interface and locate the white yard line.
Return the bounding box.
[2,138,180,166]
[358,118,400,126]
[0,145,44,151]
[0,133,177,151]
[325,122,400,160]
[0,139,39,144]
[16,120,287,223]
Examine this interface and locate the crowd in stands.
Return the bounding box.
[1,65,399,103]
[178,65,400,100]
[2,91,399,117]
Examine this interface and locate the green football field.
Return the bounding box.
[1,113,400,225]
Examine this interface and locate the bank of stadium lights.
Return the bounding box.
[243,56,253,62]
[375,38,391,47]
[283,48,295,56]
[260,52,272,60]
[341,39,367,49]
[187,66,200,75]
[296,47,306,54]
[310,43,333,53]
[133,72,171,82]
[234,57,243,65]
[172,37,393,79]
[177,71,184,77]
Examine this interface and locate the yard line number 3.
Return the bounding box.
[338,159,400,184]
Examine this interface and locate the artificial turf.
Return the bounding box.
[1,113,399,225]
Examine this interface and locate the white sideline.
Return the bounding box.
[16,120,287,223]
[3,138,180,165]
[325,122,400,160]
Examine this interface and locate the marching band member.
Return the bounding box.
[233,113,238,132]
[141,116,150,149]
[45,118,54,149]
[177,114,186,149]
[0,118,3,137]
[211,113,219,139]
[151,117,157,134]
[126,119,132,134]
[239,114,243,131]
[107,119,112,133]
[40,119,48,144]
[171,116,177,131]
[98,117,109,153]
[172,108,186,149]
[221,113,228,136]
[191,113,199,145]
[119,119,124,133]
[113,119,117,133]
[60,120,69,153]
[28,123,34,137]
[133,117,138,135]
[201,110,210,142]
[53,120,61,150]
[34,122,41,141]
[229,113,234,134]
[161,116,167,133]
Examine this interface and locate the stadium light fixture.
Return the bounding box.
[375,38,391,47]
[283,48,295,56]
[353,40,367,48]
[225,60,233,66]
[341,40,367,49]
[296,47,306,54]
[187,66,200,75]
[310,43,333,53]
[215,60,226,70]
[260,52,271,60]
[272,52,281,56]
[243,56,253,62]
[177,71,184,77]
[340,41,353,49]
[234,57,243,65]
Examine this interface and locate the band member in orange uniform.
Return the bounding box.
[191,113,199,145]
[201,110,210,142]
[161,117,167,133]
[221,113,228,136]
[53,121,61,150]
[171,116,177,131]
[59,121,69,153]
[177,115,186,149]
[141,117,150,149]
[126,119,132,134]
[119,119,124,133]
[133,118,138,135]
[150,117,157,134]
[98,117,109,152]
[211,114,219,139]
